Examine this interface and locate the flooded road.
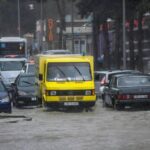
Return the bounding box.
[1,100,150,150]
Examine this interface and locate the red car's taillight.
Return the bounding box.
[117,94,133,100]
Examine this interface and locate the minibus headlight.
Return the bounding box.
[85,90,92,95]
[50,91,57,96]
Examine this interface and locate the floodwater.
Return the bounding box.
[1,100,150,150]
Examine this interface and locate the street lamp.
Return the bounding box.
[29,3,34,10]
[17,0,21,37]
[122,0,126,69]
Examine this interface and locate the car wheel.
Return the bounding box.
[6,107,12,113]
[38,98,42,107]
[101,94,104,101]
[42,97,48,108]
[13,97,20,108]
[15,101,20,108]
[113,100,124,110]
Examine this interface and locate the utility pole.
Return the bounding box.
[122,0,126,69]
[40,0,43,51]
[71,0,74,53]
[17,0,21,37]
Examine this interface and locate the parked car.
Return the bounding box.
[11,73,38,107]
[21,61,35,74]
[0,78,12,113]
[94,70,141,99]
[0,58,27,87]
[94,70,108,98]
[103,74,150,110]
[41,49,72,55]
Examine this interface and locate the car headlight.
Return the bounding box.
[1,96,10,103]
[18,91,28,96]
[85,90,92,95]
[50,91,57,96]
[45,90,56,96]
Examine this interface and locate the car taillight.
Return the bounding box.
[100,76,107,85]
[117,94,133,100]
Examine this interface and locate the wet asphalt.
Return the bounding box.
[1,99,150,150]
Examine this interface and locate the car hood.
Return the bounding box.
[18,86,36,94]
[1,71,20,79]
[118,86,150,94]
[44,81,95,90]
[0,91,8,99]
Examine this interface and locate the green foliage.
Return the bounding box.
[77,0,150,22]
[77,0,150,70]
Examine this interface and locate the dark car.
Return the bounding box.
[94,69,141,99]
[11,73,39,107]
[103,74,150,110]
[0,79,12,113]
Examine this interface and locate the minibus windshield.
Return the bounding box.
[47,62,92,81]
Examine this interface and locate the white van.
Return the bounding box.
[0,58,27,86]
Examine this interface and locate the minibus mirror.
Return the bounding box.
[39,74,43,81]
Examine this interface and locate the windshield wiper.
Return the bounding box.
[73,65,85,81]
[22,81,34,85]
[56,66,69,81]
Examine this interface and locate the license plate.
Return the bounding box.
[64,102,79,106]
[59,96,66,101]
[76,96,83,101]
[31,97,37,101]
[18,101,24,104]
[134,95,148,99]
[59,96,75,101]
[68,96,75,101]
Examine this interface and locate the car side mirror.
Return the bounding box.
[11,83,16,86]
[39,74,43,81]
[20,70,25,73]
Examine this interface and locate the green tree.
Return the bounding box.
[77,0,113,69]
[136,0,150,72]
[126,0,139,70]
[55,0,66,49]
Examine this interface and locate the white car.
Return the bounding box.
[41,49,71,55]
[0,58,27,86]
[21,62,35,74]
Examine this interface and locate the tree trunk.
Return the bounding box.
[114,18,121,69]
[103,20,110,69]
[137,12,144,72]
[55,0,66,49]
[92,11,100,70]
[129,17,135,69]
